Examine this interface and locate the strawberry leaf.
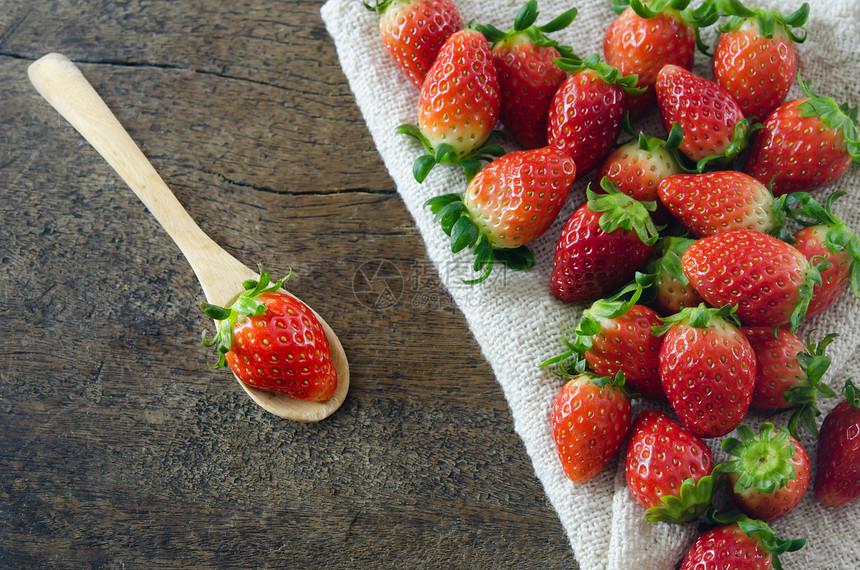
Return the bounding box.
[513,1,539,31]
[538,6,578,33]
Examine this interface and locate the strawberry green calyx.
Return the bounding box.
[646,236,696,286]
[693,117,754,172]
[541,272,655,373]
[652,303,738,336]
[644,468,722,522]
[425,193,535,284]
[705,509,806,570]
[721,423,797,494]
[200,265,291,369]
[362,0,396,12]
[586,371,633,397]
[782,332,839,437]
[620,115,685,154]
[790,254,829,331]
[796,75,860,163]
[645,121,684,154]
[589,178,663,245]
[717,0,811,43]
[613,0,719,53]
[843,378,859,408]
[555,53,645,95]
[396,124,506,183]
[785,191,860,298]
[473,1,577,58]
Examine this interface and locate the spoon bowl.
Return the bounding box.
[28,53,349,422]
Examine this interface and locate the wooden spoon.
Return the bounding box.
[28,53,349,422]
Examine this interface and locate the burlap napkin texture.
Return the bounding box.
[321,0,860,567]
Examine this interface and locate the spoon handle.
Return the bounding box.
[28,53,253,306]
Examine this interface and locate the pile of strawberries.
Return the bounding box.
[367,0,860,566]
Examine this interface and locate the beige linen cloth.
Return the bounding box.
[321,0,860,567]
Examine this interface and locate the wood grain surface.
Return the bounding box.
[0,1,578,567]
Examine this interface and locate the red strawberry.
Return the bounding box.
[624,410,718,522]
[603,0,717,116]
[547,295,665,400]
[655,64,750,169]
[744,326,805,410]
[551,179,661,303]
[595,124,684,224]
[474,2,577,149]
[783,191,860,317]
[680,514,805,569]
[712,1,810,119]
[743,77,860,195]
[721,422,811,521]
[551,371,632,483]
[426,145,575,283]
[742,327,837,437]
[814,379,860,507]
[398,29,502,182]
[656,304,756,438]
[201,267,337,401]
[369,0,463,89]
[645,236,704,315]
[547,54,642,180]
[682,229,826,330]
[657,170,787,238]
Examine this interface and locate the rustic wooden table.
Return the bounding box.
[0,1,578,567]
